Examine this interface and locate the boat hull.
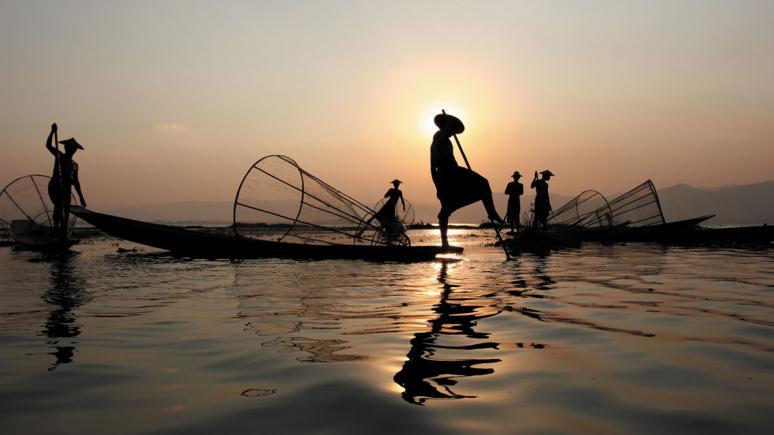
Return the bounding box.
[71,207,462,261]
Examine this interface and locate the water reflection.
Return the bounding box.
[233,264,366,363]
[394,262,502,405]
[41,253,89,371]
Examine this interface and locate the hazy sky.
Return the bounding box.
[2,0,773,208]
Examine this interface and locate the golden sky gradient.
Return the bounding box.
[2,1,773,208]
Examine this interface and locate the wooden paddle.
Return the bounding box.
[441,110,511,260]
[53,126,66,240]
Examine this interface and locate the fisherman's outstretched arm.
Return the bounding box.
[45,123,58,155]
[399,191,405,210]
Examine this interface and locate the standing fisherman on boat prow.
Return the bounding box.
[361,179,406,230]
[505,171,523,234]
[431,112,503,248]
[376,179,405,224]
[531,170,553,230]
[45,123,86,239]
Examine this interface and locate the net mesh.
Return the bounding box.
[548,180,665,230]
[233,155,409,246]
[605,180,665,227]
[548,190,613,229]
[0,174,77,234]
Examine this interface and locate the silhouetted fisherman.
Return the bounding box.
[376,179,405,223]
[360,179,406,234]
[45,123,86,239]
[431,113,503,247]
[504,171,523,234]
[531,170,553,229]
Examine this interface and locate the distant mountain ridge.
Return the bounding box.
[102,181,774,226]
[658,181,774,225]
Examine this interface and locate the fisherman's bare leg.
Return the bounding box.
[60,206,70,240]
[52,203,62,235]
[438,208,450,248]
[481,184,503,223]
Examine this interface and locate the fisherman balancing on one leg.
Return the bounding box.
[45,123,87,240]
[504,171,523,234]
[430,112,504,248]
[531,170,553,230]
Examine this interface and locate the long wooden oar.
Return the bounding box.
[442,110,511,260]
[53,127,66,241]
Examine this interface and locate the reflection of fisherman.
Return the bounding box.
[504,171,523,233]
[531,170,553,229]
[44,253,89,371]
[45,123,86,239]
[393,262,500,404]
[431,113,503,247]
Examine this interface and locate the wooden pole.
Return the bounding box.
[54,128,66,241]
[442,109,472,171]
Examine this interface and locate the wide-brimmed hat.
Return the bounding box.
[391,179,402,185]
[540,170,554,177]
[58,138,84,150]
[512,171,522,179]
[434,113,465,134]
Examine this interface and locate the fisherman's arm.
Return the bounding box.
[73,167,87,207]
[46,123,58,155]
[399,191,405,210]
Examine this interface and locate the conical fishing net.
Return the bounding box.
[604,180,665,227]
[233,155,409,246]
[548,180,666,230]
[548,190,613,229]
[0,174,77,236]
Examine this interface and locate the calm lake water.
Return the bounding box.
[1,230,773,434]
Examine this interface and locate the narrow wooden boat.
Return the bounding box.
[71,207,462,261]
[589,222,774,245]
[500,228,581,254]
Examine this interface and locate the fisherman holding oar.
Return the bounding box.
[430,112,505,249]
[531,170,553,230]
[45,123,86,240]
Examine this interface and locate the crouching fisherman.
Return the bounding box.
[431,112,503,247]
[46,123,87,239]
